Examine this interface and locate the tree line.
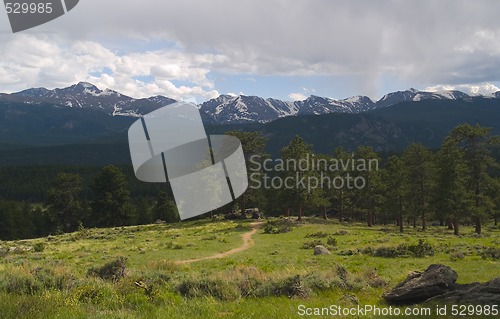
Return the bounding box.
[0,165,179,240]
[227,124,500,236]
[0,123,499,240]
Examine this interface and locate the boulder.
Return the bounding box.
[427,277,500,305]
[383,264,457,304]
[314,245,330,255]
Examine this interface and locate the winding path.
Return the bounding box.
[174,221,264,265]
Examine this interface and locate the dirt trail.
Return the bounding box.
[174,221,264,265]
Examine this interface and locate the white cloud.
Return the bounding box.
[289,93,307,101]
[425,82,500,95]
[0,34,222,100]
[2,1,500,99]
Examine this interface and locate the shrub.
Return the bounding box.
[201,235,217,240]
[164,241,183,249]
[87,257,127,282]
[31,267,76,291]
[407,239,434,257]
[2,272,41,295]
[450,252,465,261]
[334,230,349,235]
[33,243,45,252]
[263,220,294,234]
[338,249,359,256]
[364,239,434,258]
[481,247,500,260]
[363,269,387,288]
[326,236,337,247]
[71,281,119,306]
[177,277,240,301]
[272,275,311,298]
[231,266,266,298]
[301,240,323,249]
[0,266,76,295]
[371,246,401,258]
[305,231,329,238]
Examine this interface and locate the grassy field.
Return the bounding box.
[0,218,498,319]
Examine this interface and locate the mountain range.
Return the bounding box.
[2,82,499,124]
[1,82,500,166]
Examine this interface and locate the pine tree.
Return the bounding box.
[90,165,135,227]
[280,136,317,221]
[45,173,84,232]
[328,147,353,222]
[433,137,472,235]
[225,131,268,216]
[152,191,179,223]
[383,155,407,232]
[402,143,434,231]
[447,124,498,234]
[353,146,382,227]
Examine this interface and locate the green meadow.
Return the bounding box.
[0,218,498,319]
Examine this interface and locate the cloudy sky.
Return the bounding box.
[1,0,500,102]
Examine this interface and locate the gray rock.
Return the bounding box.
[427,277,500,305]
[314,245,330,255]
[383,264,458,304]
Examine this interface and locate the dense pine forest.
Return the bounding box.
[0,123,499,240]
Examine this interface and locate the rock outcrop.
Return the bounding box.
[383,264,500,306]
[383,264,458,304]
[427,277,500,305]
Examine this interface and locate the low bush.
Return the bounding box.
[450,252,465,261]
[177,277,240,301]
[33,243,45,253]
[2,272,40,295]
[0,266,76,295]
[301,240,323,249]
[362,239,434,258]
[175,265,370,300]
[71,280,120,306]
[481,247,500,260]
[263,220,295,234]
[164,241,183,249]
[272,275,311,298]
[305,231,329,238]
[87,257,127,282]
[326,236,337,246]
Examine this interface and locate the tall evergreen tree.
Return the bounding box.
[226,131,268,216]
[448,124,498,234]
[402,143,434,231]
[45,173,84,232]
[280,136,317,221]
[90,165,135,227]
[0,200,18,240]
[353,146,382,227]
[152,191,179,223]
[329,147,352,222]
[433,137,472,235]
[383,155,407,232]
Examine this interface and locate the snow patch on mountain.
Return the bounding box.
[2,83,500,124]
